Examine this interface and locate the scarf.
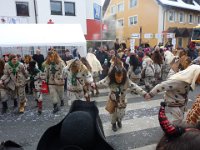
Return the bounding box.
[169,65,200,90]
[8,61,20,75]
[71,73,77,86]
[50,62,57,75]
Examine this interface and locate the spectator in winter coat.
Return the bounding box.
[32,49,45,71]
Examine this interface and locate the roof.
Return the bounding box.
[0,24,87,56]
[0,24,86,47]
[157,0,200,11]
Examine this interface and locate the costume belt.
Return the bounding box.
[67,89,82,93]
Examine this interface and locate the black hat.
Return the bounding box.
[0,140,23,150]
[37,100,114,150]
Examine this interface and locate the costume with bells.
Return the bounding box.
[96,60,147,131]
[37,100,114,150]
[149,65,200,123]
[63,59,94,102]
[0,60,28,113]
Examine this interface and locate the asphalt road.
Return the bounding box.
[0,86,200,150]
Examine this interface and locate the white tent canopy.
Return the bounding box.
[0,24,87,56]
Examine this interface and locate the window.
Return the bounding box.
[174,12,178,22]
[130,0,137,8]
[16,2,29,16]
[168,11,174,22]
[188,14,193,23]
[50,1,62,15]
[118,3,124,12]
[129,16,138,25]
[179,12,184,23]
[178,38,182,47]
[198,16,200,24]
[117,19,124,27]
[110,5,117,14]
[64,2,75,16]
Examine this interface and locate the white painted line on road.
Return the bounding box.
[99,99,163,115]
[104,115,159,137]
[129,144,157,150]
[104,109,191,137]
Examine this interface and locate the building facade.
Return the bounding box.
[104,0,200,48]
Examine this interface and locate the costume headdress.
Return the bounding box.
[169,65,200,90]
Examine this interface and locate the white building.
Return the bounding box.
[0,0,102,57]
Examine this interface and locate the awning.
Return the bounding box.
[167,27,181,37]
[167,27,194,37]
[0,24,87,56]
[178,28,190,37]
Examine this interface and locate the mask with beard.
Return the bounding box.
[70,60,80,74]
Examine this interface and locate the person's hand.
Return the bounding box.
[0,80,3,85]
[110,92,116,100]
[91,82,96,88]
[144,93,151,100]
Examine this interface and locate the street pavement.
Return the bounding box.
[0,85,200,150]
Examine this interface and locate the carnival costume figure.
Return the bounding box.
[127,52,141,85]
[0,54,28,113]
[142,55,155,92]
[24,55,33,94]
[95,60,147,132]
[146,65,200,123]
[43,50,65,113]
[63,59,94,103]
[27,60,44,114]
[86,52,103,96]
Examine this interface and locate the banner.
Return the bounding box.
[94,3,101,20]
[0,16,28,24]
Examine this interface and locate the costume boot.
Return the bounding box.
[19,102,25,113]
[35,99,38,107]
[60,100,64,107]
[117,121,122,128]
[2,102,8,114]
[95,84,99,96]
[53,104,59,114]
[13,99,18,108]
[38,101,42,114]
[112,123,117,132]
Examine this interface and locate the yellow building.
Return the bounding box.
[103,0,200,48]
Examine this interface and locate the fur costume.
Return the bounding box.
[63,59,94,102]
[149,65,200,123]
[186,94,200,125]
[43,50,65,113]
[96,61,147,131]
[1,60,28,113]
